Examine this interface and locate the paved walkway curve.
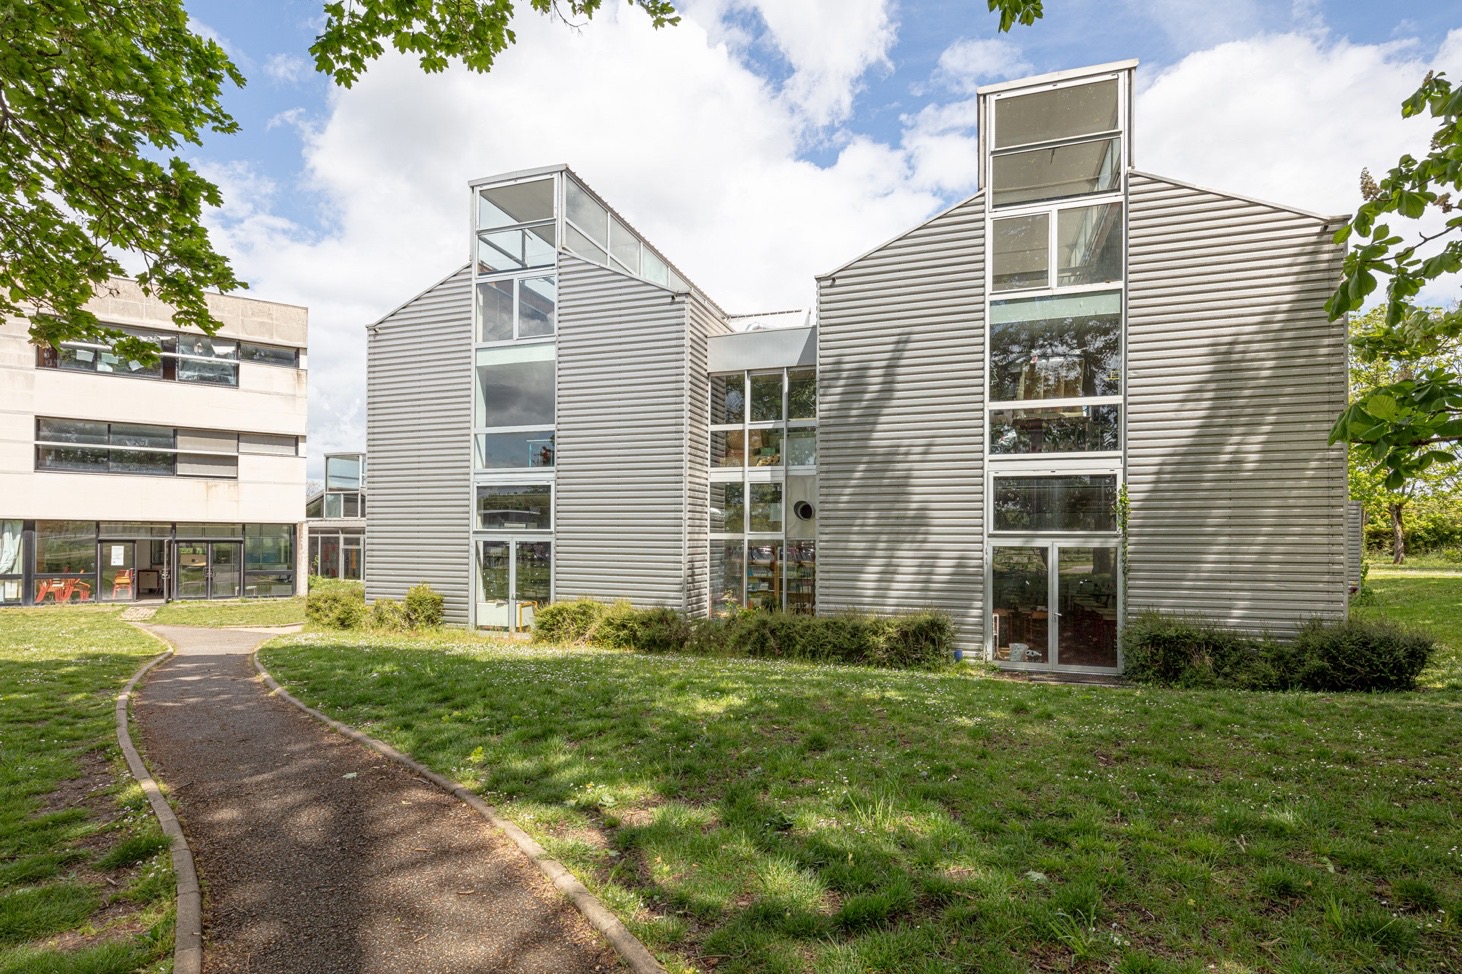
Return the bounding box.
[133,625,620,974]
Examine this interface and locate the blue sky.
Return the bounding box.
[177,0,1462,476]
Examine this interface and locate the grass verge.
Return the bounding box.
[1353,566,1462,689]
[148,595,305,628]
[0,607,176,973]
[261,623,1462,974]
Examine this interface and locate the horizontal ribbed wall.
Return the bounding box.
[685,295,727,617]
[556,256,689,606]
[816,196,986,646]
[365,267,473,624]
[1126,174,1347,629]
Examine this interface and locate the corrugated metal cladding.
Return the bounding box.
[1126,173,1348,630]
[556,256,694,607]
[685,295,730,617]
[1345,500,1363,598]
[816,196,987,646]
[366,267,474,625]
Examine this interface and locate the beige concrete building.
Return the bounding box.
[0,279,308,604]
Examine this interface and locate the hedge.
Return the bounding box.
[532,598,955,670]
[1122,611,1435,692]
[306,580,444,633]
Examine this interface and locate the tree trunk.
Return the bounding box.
[1389,501,1407,564]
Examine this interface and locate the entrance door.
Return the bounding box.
[174,541,243,600]
[99,541,136,602]
[990,542,1119,671]
[476,539,552,632]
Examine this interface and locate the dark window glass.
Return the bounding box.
[37,445,109,472]
[991,138,1121,208]
[245,524,294,570]
[749,373,782,422]
[109,450,174,475]
[788,368,816,420]
[475,430,555,469]
[749,483,782,533]
[245,573,295,597]
[241,343,299,367]
[993,475,1118,533]
[306,495,324,518]
[476,356,555,427]
[990,293,1122,402]
[36,520,97,573]
[109,423,174,449]
[710,482,744,534]
[38,418,107,444]
[712,429,745,468]
[990,405,1121,454]
[711,541,744,616]
[477,484,552,530]
[994,78,1120,149]
[711,374,744,425]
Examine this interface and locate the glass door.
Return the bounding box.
[990,542,1120,671]
[99,541,136,602]
[211,543,242,599]
[175,542,209,599]
[173,541,243,600]
[476,539,552,632]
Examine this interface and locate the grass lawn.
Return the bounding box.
[1352,565,1462,689]
[0,607,176,974]
[261,607,1462,974]
[147,595,305,628]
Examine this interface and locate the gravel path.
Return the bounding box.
[133,625,620,974]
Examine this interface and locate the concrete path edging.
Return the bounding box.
[251,650,667,974]
[116,646,203,974]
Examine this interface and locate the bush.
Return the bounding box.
[370,597,409,632]
[530,598,955,669]
[1289,617,1435,692]
[306,580,365,629]
[1122,611,1435,692]
[404,583,445,629]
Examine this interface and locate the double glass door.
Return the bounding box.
[175,541,242,600]
[990,543,1120,671]
[476,539,552,631]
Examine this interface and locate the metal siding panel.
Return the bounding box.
[365,267,473,625]
[556,257,689,607]
[1126,174,1348,630]
[685,295,728,617]
[816,196,986,646]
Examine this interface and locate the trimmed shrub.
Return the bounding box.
[532,597,607,644]
[306,580,365,629]
[403,583,445,629]
[1289,617,1435,692]
[1122,611,1435,692]
[370,597,409,632]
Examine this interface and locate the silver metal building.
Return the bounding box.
[365,59,1349,676]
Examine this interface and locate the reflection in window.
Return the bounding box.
[994,78,1119,149]
[1057,203,1123,287]
[786,427,816,466]
[712,429,745,467]
[989,292,1122,402]
[788,368,816,420]
[993,213,1049,291]
[749,483,783,533]
[711,541,744,617]
[712,374,745,424]
[476,431,555,469]
[990,405,1121,454]
[36,520,98,574]
[477,484,552,530]
[992,475,1118,533]
[326,455,362,490]
[991,138,1121,208]
[475,345,556,427]
[750,373,783,422]
[710,482,744,534]
[746,428,782,467]
[477,225,557,273]
[746,542,780,611]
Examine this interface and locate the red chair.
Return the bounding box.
[111,569,133,600]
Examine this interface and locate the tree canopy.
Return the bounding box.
[5,0,1046,352]
[1328,71,1462,489]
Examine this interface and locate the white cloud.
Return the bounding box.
[264,53,312,85]
[933,37,1031,94]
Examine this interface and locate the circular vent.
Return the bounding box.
[794,501,815,521]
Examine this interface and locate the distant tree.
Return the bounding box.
[1328,72,1462,488]
[6,0,1047,354]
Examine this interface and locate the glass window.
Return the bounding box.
[609,217,640,274]
[342,538,363,580]
[749,373,783,422]
[99,522,170,537]
[788,369,816,420]
[476,431,555,469]
[749,483,783,533]
[324,493,342,518]
[0,520,22,576]
[1057,203,1123,287]
[326,455,363,490]
[711,541,744,616]
[991,138,1121,208]
[306,494,324,518]
[992,213,1050,291]
[110,424,173,449]
[565,179,608,245]
[37,446,109,472]
[109,449,173,475]
[36,520,97,573]
[991,545,1050,663]
[712,429,745,468]
[519,276,556,338]
[746,542,781,611]
[477,484,552,531]
[990,405,1121,455]
[477,225,556,273]
[786,541,815,616]
[478,178,555,230]
[477,279,515,342]
[746,428,782,467]
[241,343,298,366]
[175,522,241,538]
[245,524,293,571]
[564,223,607,265]
[989,292,1122,402]
[38,418,107,444]
[475,344,556,427]
[516,541,553,608]
[993,475,1118,533]
[711,374,744,425]
[786,427,816,466]
[710,482,744,534]
[246,573,295,597]
[642,250,670,287]
[341,493,361,518]
[994,79,1119,149]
